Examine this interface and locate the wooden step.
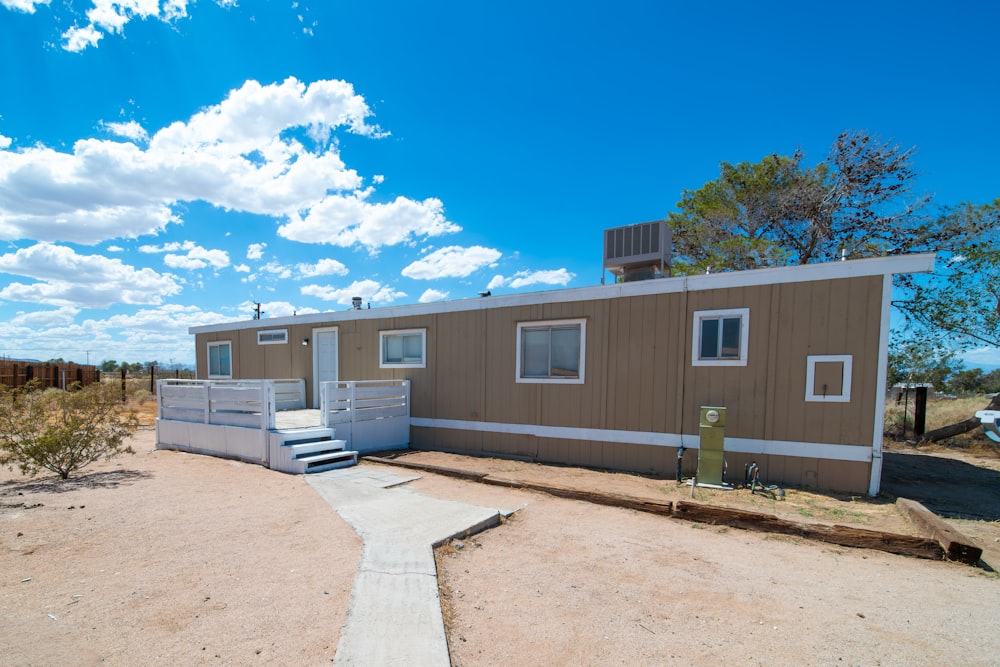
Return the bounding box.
[274,427,336,446]
[296,449,355,465]
[289,439,348,458]
[302,450,358,473]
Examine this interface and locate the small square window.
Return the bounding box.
[692,308,749,367]
[806,355,853,402]
[257,329,287,345]
[516,318,586,384]
[208,341,232,378]
[379,329,426,368]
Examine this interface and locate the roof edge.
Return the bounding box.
[189,252,936,335]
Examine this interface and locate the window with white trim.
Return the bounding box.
[207,341,232,378]
[516,318,586,384]
[257,329,288,345]
[692,308,749,367]
[379,329,427,368]
[805,354,853,402]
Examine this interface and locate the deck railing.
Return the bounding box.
[155,378,408,464]
[157,378,302,430]
[320,380,410,453]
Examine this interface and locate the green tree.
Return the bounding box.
[0,382,138,479]
[668,152,820,273]
[891,199,1000,349]
[947,368,985,395]
[982,369,1000,394]
[668,133,996,348]
[887,335,961,390]
[99,360,119,372]
[668,132,948,275]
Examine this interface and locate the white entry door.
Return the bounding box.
[312,327,339,407]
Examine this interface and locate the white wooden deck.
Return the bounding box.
[154,379,410,473]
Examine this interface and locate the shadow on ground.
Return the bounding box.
[0,469,152,496]
[882,451,1000,520]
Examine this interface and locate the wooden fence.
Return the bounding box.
[0,360,100,390]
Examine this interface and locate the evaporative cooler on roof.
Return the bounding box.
[603,220,672,282]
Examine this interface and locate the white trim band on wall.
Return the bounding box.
[410,418,873,463]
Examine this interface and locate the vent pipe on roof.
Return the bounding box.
[351,296,363,310]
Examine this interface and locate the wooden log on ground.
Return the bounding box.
[895,498,984,565]
[674,501,945,561]
[483,475,674,516]
[362,456,488,482]
[918,393,1000,443]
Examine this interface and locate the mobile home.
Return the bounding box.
[186,252,935,495]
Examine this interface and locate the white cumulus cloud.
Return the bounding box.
[237,300,320,319]
[418,289,449,303]
[1,0,50,13]
[1,77,450,251]
[247,243,267,260]
[297,258,348,278]
[401,245,501,280]
[489,268,576,290]
[509,268,575,288]
[10,305,80,327]
[102,120,149,142]
[259,261,292,280]
[278,192,459,253]
[61,24,103,51]
[57,0,209,52]
[300,279,406,306]
[139,240,230,270]
[0,242,181,307]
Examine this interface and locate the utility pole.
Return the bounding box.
[252,302,263,320]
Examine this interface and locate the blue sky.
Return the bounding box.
[0,0,997,369]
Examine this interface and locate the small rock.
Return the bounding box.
[16,532,23,537]
[454,540,465,550]
[857,613,866,618]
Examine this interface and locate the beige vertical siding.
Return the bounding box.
[195,274,885,492]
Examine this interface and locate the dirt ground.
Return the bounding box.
[2,430,999,666]
[0,429,361,666]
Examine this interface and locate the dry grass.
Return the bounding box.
[132,398,159,429]
[885,394,1000,454]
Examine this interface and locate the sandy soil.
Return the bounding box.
[1,430,360,666]
[3,431,999,666]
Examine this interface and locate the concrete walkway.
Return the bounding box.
[307,466,512,666]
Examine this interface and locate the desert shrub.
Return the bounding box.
[0,381,138,479]
[130,388,153,406]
